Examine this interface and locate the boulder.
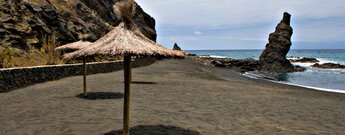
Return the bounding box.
[211,58,261,71]
[259,12,303,72]
[212,60,227,67]
[312,63,345,69]
[172,43,182,51]
[290,57,319,63]
[187,53,197,56]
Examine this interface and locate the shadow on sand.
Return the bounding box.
[76,92,124,100]
[104,125,201,135]
[122,81,158,85]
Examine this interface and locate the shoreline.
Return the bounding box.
[243,72,345,94]
[194,61,344,95]
[242,71,345,94]
[278,81,345,94]
[187,56,345,94]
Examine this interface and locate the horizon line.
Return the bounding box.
[183,48,345,51]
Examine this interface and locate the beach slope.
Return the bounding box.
[0,59,344,135]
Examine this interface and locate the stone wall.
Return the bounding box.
[0,58,155,92]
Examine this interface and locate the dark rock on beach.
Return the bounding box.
[212,58,260,72]
[187,53,197,56]
[312,63,345,69]
[189,57,230,67]
[290,57,319,63]
[172,43,182,51]
[293,66,307,72]
[189,56,260,72]
[189,56,305,73]
[259,12,303,72]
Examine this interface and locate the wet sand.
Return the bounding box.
[1,59,345,135]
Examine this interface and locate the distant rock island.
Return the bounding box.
[312,63,345,69]
[289,57,345,69]
[172,43,182,51]
[259,12,304,72]
[290,57,319,63]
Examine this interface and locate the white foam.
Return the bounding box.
[198,55,229,58]
[277,82,345,94]
[287,57,301,60]
[242,72,345,94]
[209,55,229,58]
[288,57,318,67]
[243,72,262,79]
[318,58,339,64]
[290,58,345,72]
[292,62,314,67]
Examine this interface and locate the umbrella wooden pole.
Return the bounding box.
[83,57,87,97]
[123,54,132,135]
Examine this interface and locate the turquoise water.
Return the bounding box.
[187,50,345,93]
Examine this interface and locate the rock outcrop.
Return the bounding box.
[212,58,261,72]
[172,43,182,51]
[290,57,319,63]
[259,12,303,72]
[187,53,197,56]
[0,0,156,56]
[312,63,345,69]
[188,56,260,72]
[189,56,306,73]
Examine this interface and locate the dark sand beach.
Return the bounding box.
[1,59,345,135]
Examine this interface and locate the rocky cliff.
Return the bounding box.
[259,12,304,72]
[0,0,156,67]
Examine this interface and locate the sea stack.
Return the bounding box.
[259,12,302,72]
[172,43,182,51]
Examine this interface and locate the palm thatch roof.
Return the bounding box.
[64,23,185,59]
[63,0,185,60]
[55,41,92,52]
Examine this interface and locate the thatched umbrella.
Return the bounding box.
[64,0,185,135]
[55,41,92,96]
[55,40,92,52]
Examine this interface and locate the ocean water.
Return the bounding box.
[187,49,345,93]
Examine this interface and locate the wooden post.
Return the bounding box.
[83,57,87,97]
[123,54,132,135]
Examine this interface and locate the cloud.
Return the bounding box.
[136,0,345,49]
[137,0,345,27]
[194,31,202,35]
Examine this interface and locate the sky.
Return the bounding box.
[136,0,345,50]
